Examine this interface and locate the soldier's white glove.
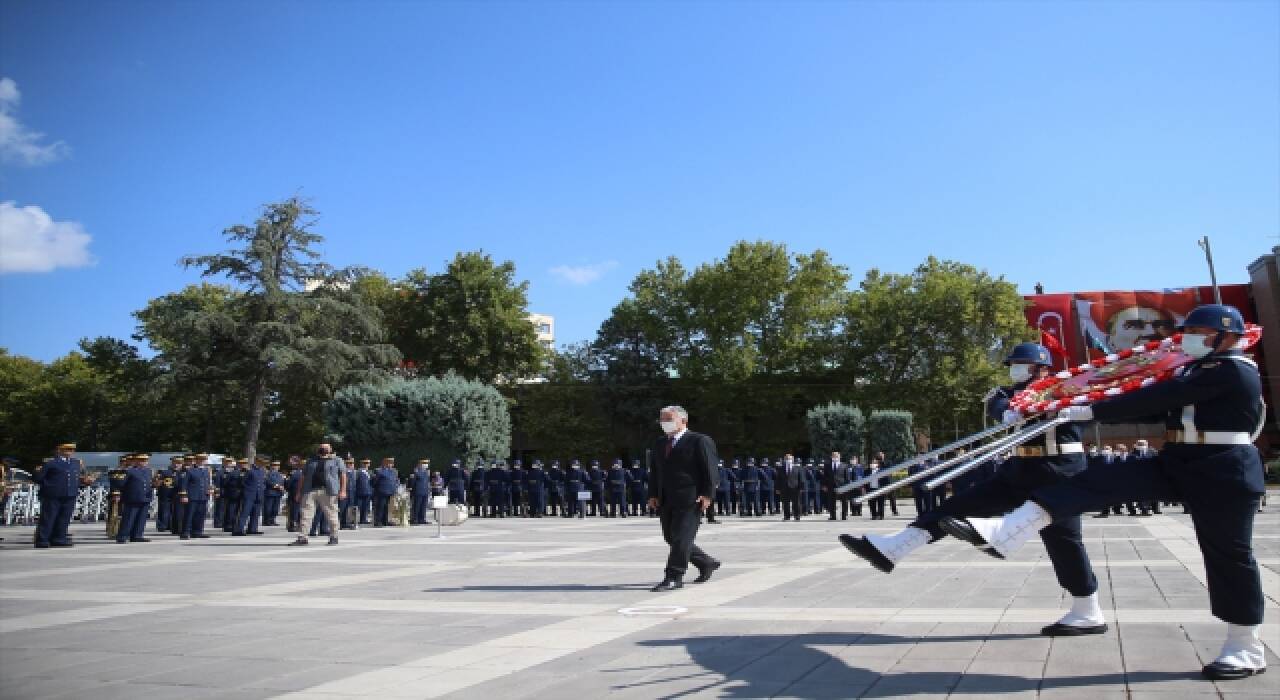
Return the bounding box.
[1001,410,1020,424]
[1058,405,1094,422]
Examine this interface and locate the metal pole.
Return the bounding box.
[1198,236,1223,304]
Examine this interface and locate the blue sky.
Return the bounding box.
[1,0,1276,362]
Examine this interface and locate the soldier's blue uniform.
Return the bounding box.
[727,461,742,515]
[234,462,265,535]
[547,461,565,516]
[526,461,549,517]
[741,459,761,517]
[803,460,821,514]
[264,466,285,526]
[354,464,373,524]
[468,462,487,516]
[606,459,631,517]
[586,461,606,516]
[628,460,648,516]
[408,464,431,524]
[446,460,467,506]
[487,464,510,518]
[221,465,244,532]
[212,463,231,528]
[181,461,212,538]
[714,461,731,516]
[33,451,81,547]
[565,461,586,518]
[170,464,189,534]
[372,463,398,526]
[507,461,524,516]
[118,461,153,543]
[1029,341,1266,628]
[154,466,176,532]
[759,459,778,514]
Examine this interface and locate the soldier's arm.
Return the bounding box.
[1092,363,1235,424]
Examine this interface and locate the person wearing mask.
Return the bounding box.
[647,405,721,592]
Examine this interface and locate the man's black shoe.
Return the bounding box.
[1202,663,1266,681]
[131,538,151,543]
[1041,622,1108,636]
[828,516,837,521]
[650,578,683,592]
[839,534,894,573]
[50,542,74,548]
[34,542,50,549]
[693,560,721,583]
[327,536,339,546]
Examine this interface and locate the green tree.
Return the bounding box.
[806,402,866,459]
[180,197,399,461]
[326,374,511,471]
[381,252,543,382]
[866,410,915,465]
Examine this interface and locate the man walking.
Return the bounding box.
[648,405,721,592]
[291,443,346,546]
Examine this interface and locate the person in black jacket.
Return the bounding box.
[775,453,804,521]
[647,405,721,591]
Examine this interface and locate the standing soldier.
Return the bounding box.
[565,459,586,518]
[714,460,731,517]
[585,460,605,517]
[264,460,286,526]
[445,458,467,507]
[372,457,398,527]
[221,459,246,532]
[33,443,82,548]
[286,460,304,532]
[487,461,510,518]
[508,460,525,516]
[468,460,487,517]
[547,460,565,517]
[154,458,177,533]
[117,454,153,544]
[353,458,373,525]
[629,459,649,517]
[180,454,213,539]
[526,460,549,517]
[407,460,430,524]
[741,457,761,517]
[211,457,229,529]
[607,458,632,517]
[233,458,265,536]
[170,457,190,535]
[758,458,777,515]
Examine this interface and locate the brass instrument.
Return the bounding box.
[106,496,122,538]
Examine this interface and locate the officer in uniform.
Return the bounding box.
[264,460,286,526]
[565,459,586,518]
[587,460,606,517]
[408,460,431,524]
[169,456,190,534]
[714,460,731,516]
[180,454,213,539]
[372,457,398,526]
[727,459,742,515]
[842,342,1104,639]
[33,443,82,548]
[944,306,1268,680]
[606,458,631,517]
[508,460,525,516]
[758,458,777,515]
[739,458,760,517]
[354,458,373,524]
[445,458,467,506]
[220,458,245,532]
[212,457,233,529]
[154,458,177,533]
[468,460,487,517]
[548,460,565,516]
[233,458,265,535]
[487,461,510,518]
[117,453,153,543]
[628,459,648,516]
[526,460,549,517]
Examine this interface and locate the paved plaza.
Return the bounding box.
[0,504,1277,699]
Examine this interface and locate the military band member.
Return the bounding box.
[169,457,190,534]
[445,458,467,506]
[586,460,605,517]
[408,460,431,524]
[233,458,265,535]
[117,454,154,543]
[372,457,398,526]
[154,458,178,532]
[527,460,549,517]
[468,460,487,517]
[606,458,631,517]
[264,460,286,526]
[629,459,649,517]
[181,454,213,539]
[221,458,246,532]
[548,460,566,516]
[565,460,586,518]
[33,443,82,548]
[487,461,510,518]
[942,306,1267,680]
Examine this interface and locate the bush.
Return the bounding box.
[806,403,865,460]
[325,374,510,474]
[866,410,914,465]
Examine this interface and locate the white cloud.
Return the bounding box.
[0,77,69,166]
[549,260,619,285]
[0,201,95,274]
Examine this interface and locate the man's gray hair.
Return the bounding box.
[660,405,689,422]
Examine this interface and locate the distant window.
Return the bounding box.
[537,324,551,334]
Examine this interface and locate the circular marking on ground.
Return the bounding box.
[617,605,688,616]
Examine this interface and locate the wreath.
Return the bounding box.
[1009,325,1263,416]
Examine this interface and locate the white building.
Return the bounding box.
[529,313,554,353]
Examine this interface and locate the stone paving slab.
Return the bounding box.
[0,505,1277,698]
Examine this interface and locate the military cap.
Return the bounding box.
[192,453,207,459]
[270,460,282,466]
[135,453,151,460]
[170,456,183,462]
[359,458,371,465]
[236,458,249,465]
[418,459,430,465]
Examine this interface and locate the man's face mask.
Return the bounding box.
[1009,364,1034,383]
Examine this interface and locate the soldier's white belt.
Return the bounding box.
[1164,430,1253,445]
[1014,443,1084,458]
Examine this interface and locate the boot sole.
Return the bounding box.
[838,534,895,573]
[1041,622,1108,637]
[1202,664,1266,681]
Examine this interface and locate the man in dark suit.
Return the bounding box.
[775,453,804,521]
[647,405,721,591]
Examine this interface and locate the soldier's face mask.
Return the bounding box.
[1009,364,1034,383]
[1181,333,1214,358]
